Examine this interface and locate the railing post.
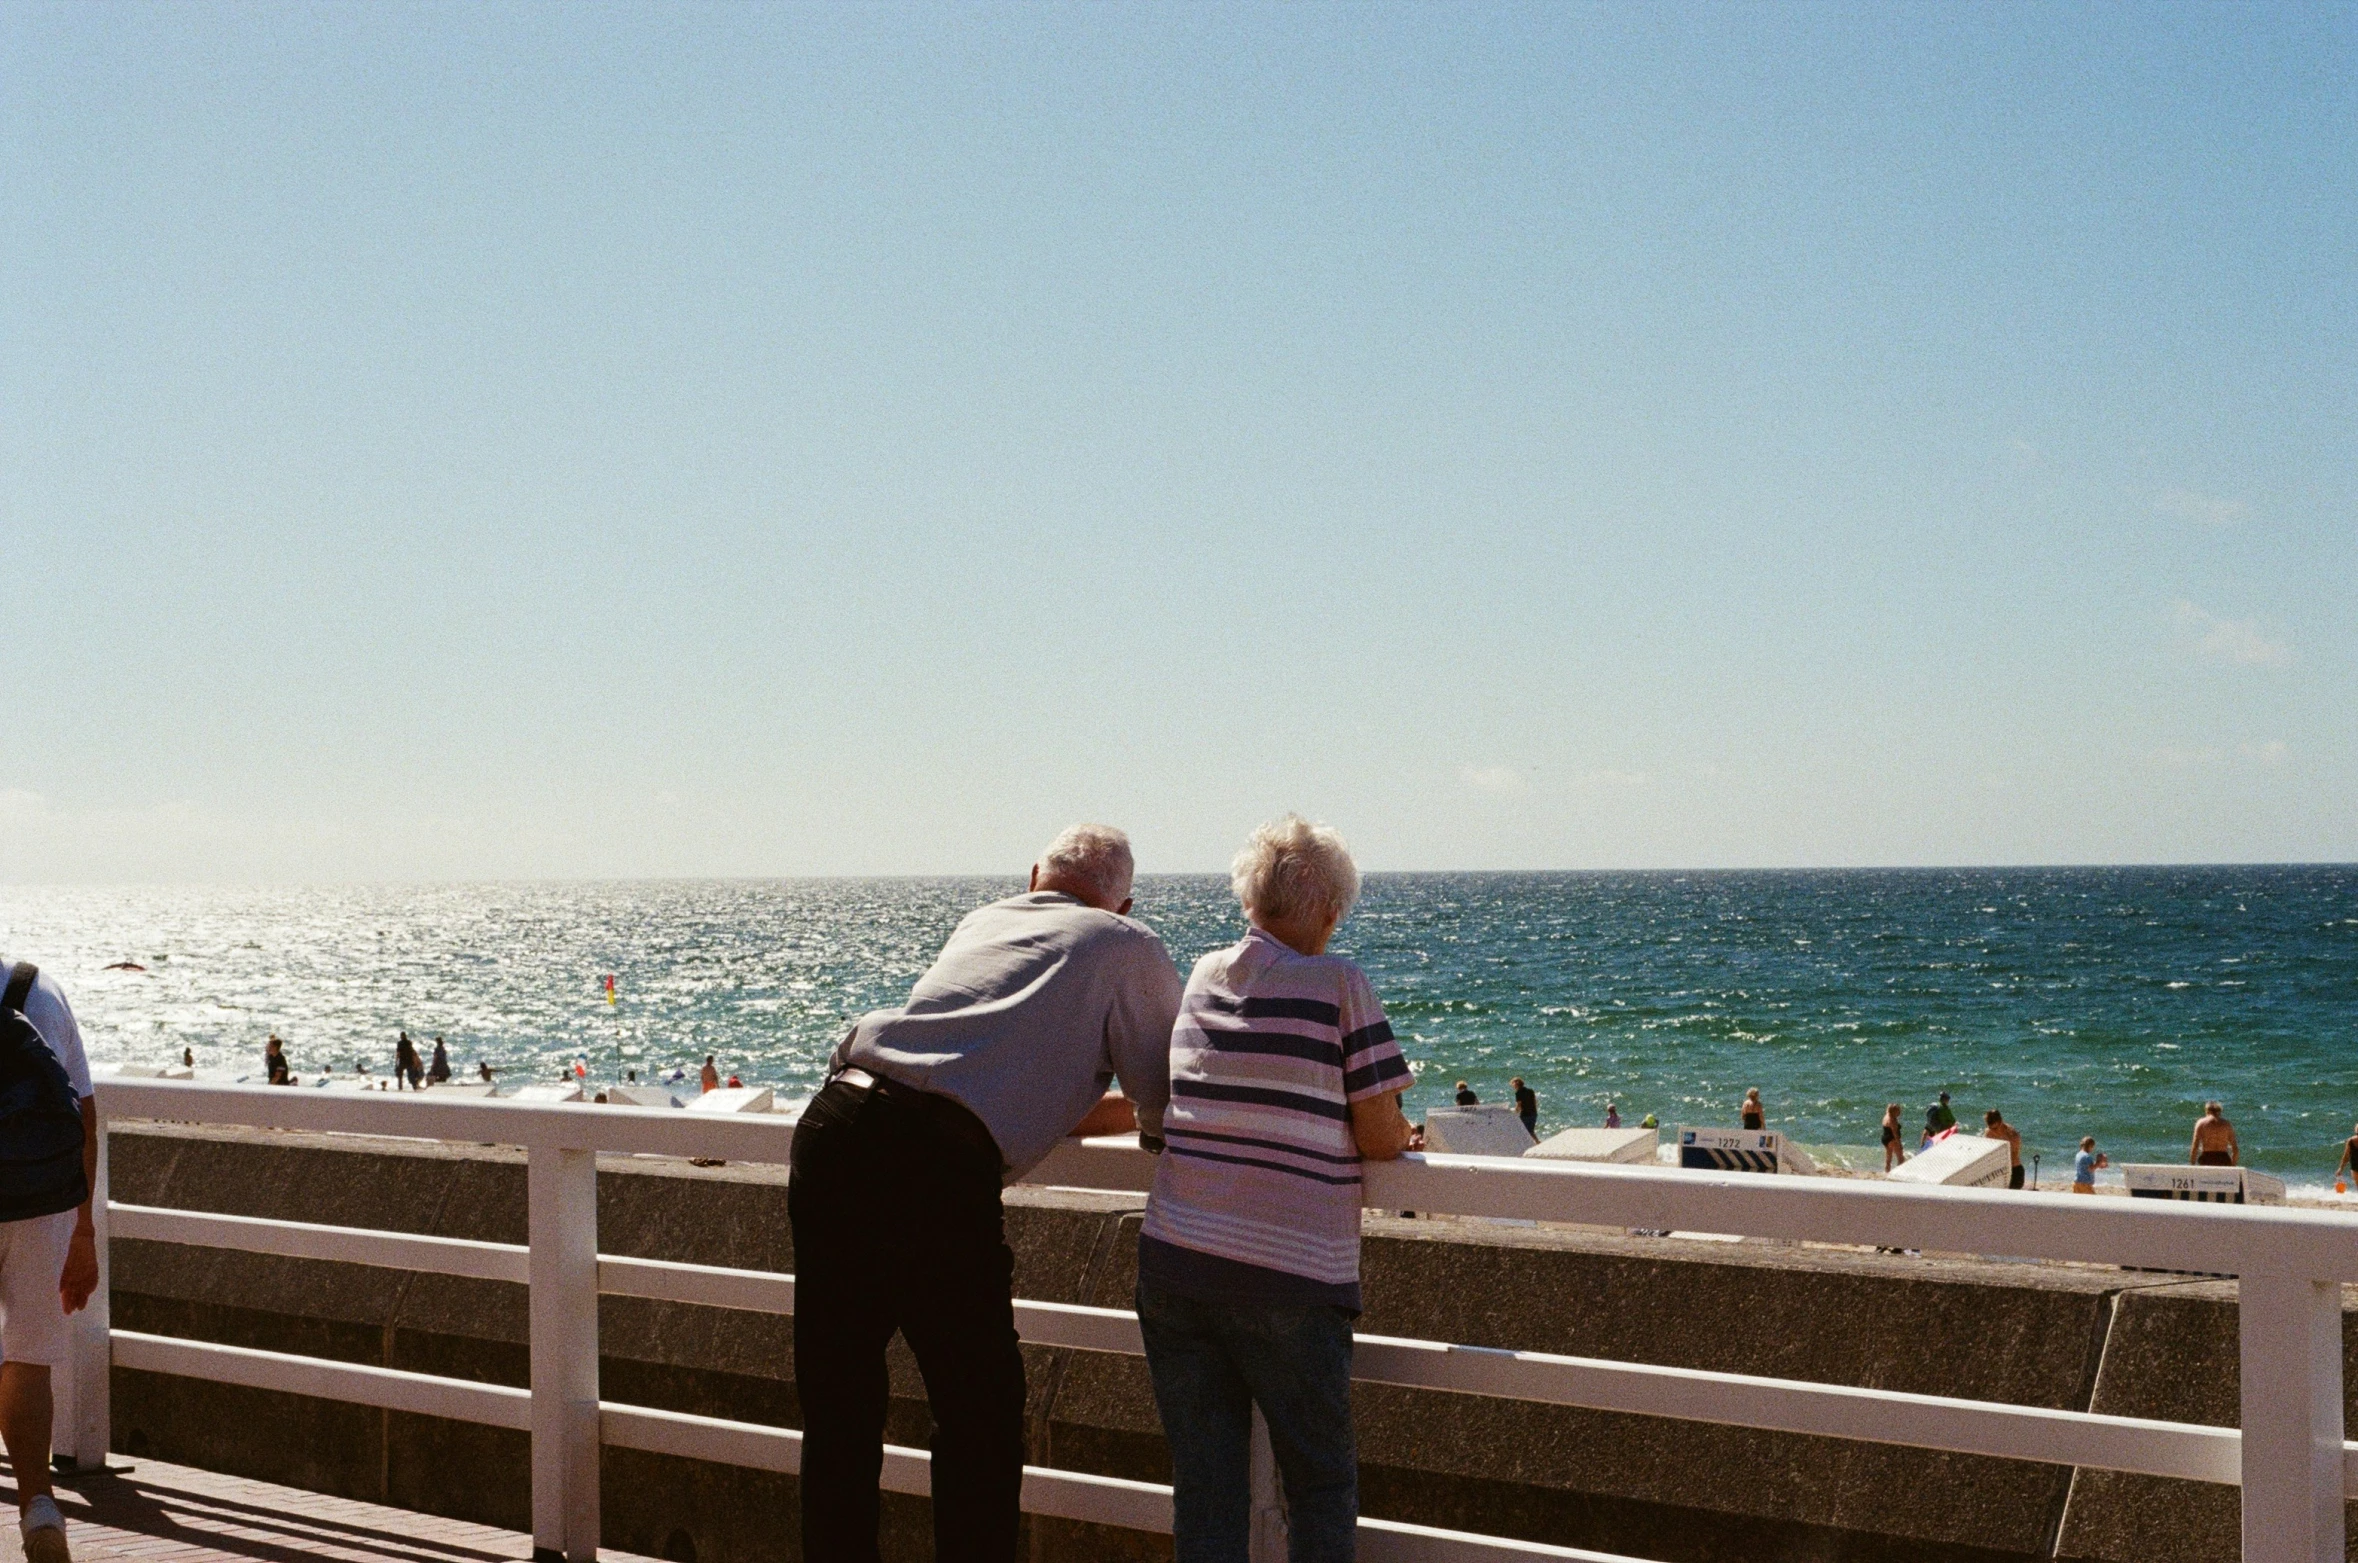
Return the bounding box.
[2238,1271,2344,1563]
[1247,1404,1286,1563]
[56,1112,110,1469]
[528,1145,600,1563]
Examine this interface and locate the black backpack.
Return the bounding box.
[0,964,91,1222]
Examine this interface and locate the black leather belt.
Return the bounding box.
[829,1068,1003,1170]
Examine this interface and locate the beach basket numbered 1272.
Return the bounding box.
[1678,1127,1783,1174]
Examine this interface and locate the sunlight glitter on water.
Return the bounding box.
[2,867,2352,1173]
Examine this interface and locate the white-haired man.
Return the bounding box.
[792,825,1181,1563]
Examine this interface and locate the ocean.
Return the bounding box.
[2,867,2351,1186]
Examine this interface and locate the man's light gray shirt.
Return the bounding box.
[838,892,1181,1178]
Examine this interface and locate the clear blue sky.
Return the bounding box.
[4,2,2351,880]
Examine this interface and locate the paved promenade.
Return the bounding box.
[0,1458,660,1563]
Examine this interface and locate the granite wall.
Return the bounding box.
[100,1124,2358,1562]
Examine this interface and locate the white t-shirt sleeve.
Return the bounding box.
[21,972,94,1099]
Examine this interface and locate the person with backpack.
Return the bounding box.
[0,958,100,1563]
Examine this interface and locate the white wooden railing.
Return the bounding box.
[67,1079,2358,1563]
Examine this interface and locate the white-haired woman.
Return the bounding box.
[1137,816,1412,1562]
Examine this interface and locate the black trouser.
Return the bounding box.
[789,1077,1024,1563]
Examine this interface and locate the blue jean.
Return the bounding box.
[1136,1279,1359,1563]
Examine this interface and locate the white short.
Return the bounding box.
[0,1211,74,1367]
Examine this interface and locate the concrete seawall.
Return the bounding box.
[103,1124,2358,1562]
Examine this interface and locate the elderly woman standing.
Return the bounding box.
[1137,816,1413,1562]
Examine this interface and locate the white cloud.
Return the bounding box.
[2150,740,2288,771]
[1457,764,1644,799]
[2172,599,2291,666]
[1458,765,1527,796]
[0,787,514,882]
[2155,489,2251,527]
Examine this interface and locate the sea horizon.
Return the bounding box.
[7,859,2354,890]
[6,866,2351,1192]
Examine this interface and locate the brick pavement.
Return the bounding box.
[0,1458,661,1563]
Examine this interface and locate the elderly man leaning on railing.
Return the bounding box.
[790,823,1182,1563]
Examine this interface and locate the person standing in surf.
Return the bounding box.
[394,1031,424,1091]
[1983,1109,2024,1189]
[2189,1102,2238,1166]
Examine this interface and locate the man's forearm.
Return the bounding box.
[77,1097,97,1229]
[1070,1092,1140,1138]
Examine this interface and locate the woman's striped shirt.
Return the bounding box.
[1138,927,1411,1308]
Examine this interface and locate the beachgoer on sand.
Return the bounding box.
[1983,1109,2024,1189]
[1140,816,1410,1561]
[1454,1080,1477,1106]
[2073,1136,2108,1193]
[1511,1077,1538,1135]
[1740,1088,1765,1130]
[793,824,1178,1563]
[265,1035,291,1086]
[2335,1123,2358,1192]
[699,1054,721,1094]
[427,1036,451,1084]
[1880,1104,1907,1171]
[0,957,102,1563]
[395,1031,424,1091]
[2190,1102,2238,1166]
[1604,1101,1621,1130]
